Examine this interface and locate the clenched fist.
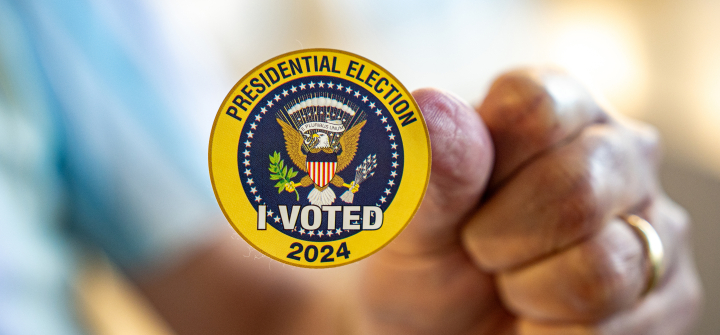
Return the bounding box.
[359,69,702,335]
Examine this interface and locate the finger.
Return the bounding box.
[388,88,494,256]
[358,88,498,334]
[516,247,701,335]
[462,122,660,271]
[497,196,689,324]
[478,68,607,192]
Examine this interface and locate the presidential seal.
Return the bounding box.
[209,49,430,267]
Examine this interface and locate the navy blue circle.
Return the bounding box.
[237,75,405,242]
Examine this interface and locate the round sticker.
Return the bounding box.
[209,49,431,267]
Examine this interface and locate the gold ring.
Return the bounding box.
[622,214,665,295]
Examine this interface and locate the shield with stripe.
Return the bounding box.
[306,151,338,187]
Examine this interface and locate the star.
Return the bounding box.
[326,230,334,237]
[243,149,250,157]
[336,83,344,90]
[309,81,315,88]
[308,230,315,237]
[244,168,252,176]
[391,142,398,149]
[391,161,399,168]
[384,188,391,195]
[244,140,252,147]
[247,131,254,139]
[299,83,306,90]
[389,133,396,140]
[390,170,397,177]
[380,196,387,203]
[335,228,342,234]
[328,82,334,88]
[362,96,368,103]
[345,87,352,94]
[260,107,267,114]
[369,102,376,108]
[267,100,274,108]
[385,125,392,132]
[250,123,257,130]
[290,85,297,93]
[254,195,262,202]
[246,178,254,185]
[299,228,306,235]
[317,230,325,237]
[282,89,289,97]
[381,116,388,123]
[392,152,399,159]
[388,179,395,186]
[354,91,360,98]
[318,81,325,88]
[273,94,281,101]
[250,187,257,194]
[243,159,250,166]
[254,114,262,121]
[375,108,382,116]
[274,216,281,223]
[267,209,274,217]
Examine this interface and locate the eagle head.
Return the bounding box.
[312,132,331,149]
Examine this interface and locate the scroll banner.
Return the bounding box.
[299,121,345,133]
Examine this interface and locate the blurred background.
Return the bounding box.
[16,0,720,334]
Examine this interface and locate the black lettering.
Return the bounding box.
[264,67,280,84]
[319,56,331,72]
[330,56,341,73]
[259,73,271,87]
[313,55,318,71]
[232,95,252,111]
[393,100,409,114]
[383,84,399,99]
[250,78,266,94]
[398,111,417,126]
[240,85,257,101]
[375,77,388,93]
[364,70,379,87]
[346,60,359,78]
[225,106,243,121]
[289,58,303,75]
[355,64,365,80]
[301,56,312,72]
[277,61,291,79]
[389,92,403,105]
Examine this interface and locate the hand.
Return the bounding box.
[358,69,702,334]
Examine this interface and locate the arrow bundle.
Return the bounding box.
[340,154,377,203]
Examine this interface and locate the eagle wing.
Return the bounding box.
[336,120,366,172]
[277,119,306,172]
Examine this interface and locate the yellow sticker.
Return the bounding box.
[209,49,430,267]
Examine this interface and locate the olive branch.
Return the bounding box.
[269,151,299,201]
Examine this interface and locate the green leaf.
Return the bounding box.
[275,181,285,188]
[269,174,281,180]
[269,166,278,173]
[288,169,297,179]
[278,187,283,194]
[282,166,287,177]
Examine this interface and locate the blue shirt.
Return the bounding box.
[0,1,220,333]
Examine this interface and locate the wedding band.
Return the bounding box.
[622,214,665,295]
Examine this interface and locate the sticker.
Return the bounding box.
[209,49,431,268]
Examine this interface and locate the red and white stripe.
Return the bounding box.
[306,161,337,187]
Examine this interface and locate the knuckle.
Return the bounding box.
[535,153,600,248]
[566,244,633,319]
[482,69,556,129]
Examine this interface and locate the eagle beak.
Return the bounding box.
[312,133,319,138]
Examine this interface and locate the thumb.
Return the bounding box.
[388,88,494,256]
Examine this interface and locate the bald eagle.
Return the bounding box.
[277,118,365,206]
